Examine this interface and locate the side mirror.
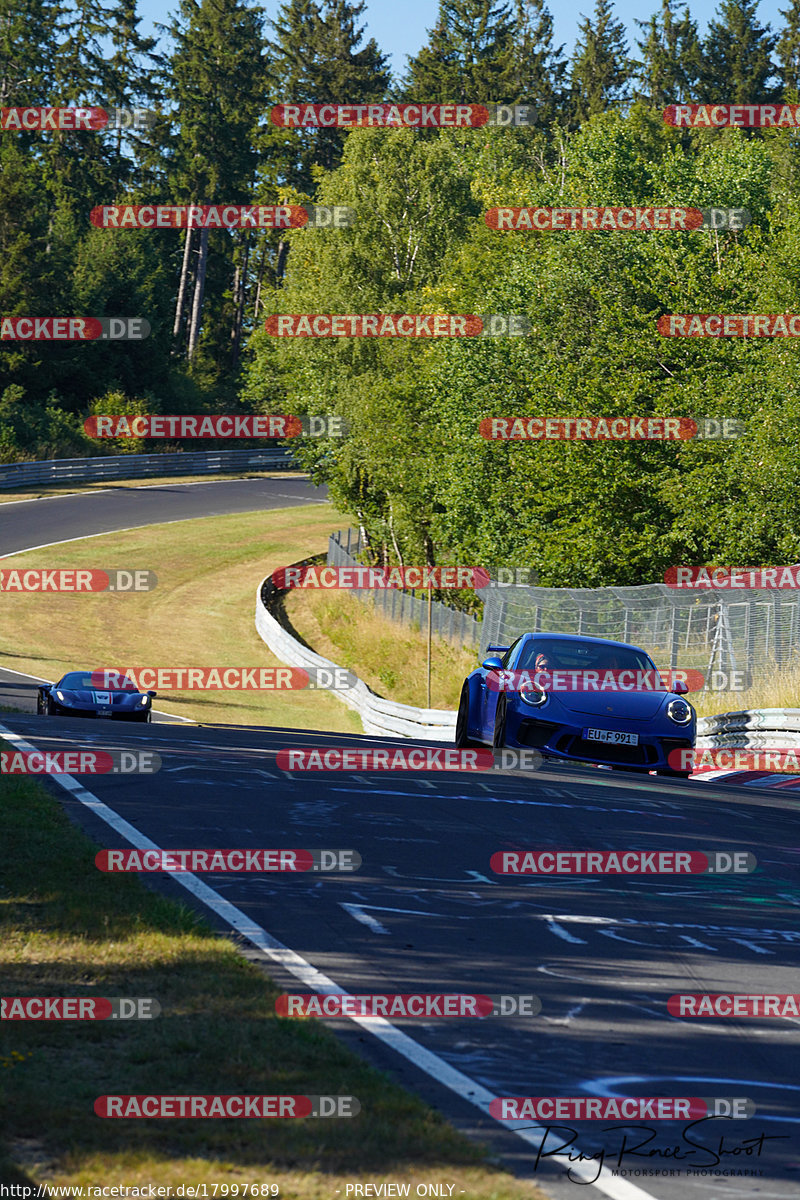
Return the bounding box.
[147,690,158,698]
[673,679,688,695]
[482,655,503,672]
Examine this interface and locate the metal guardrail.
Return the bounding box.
[696,709,800,749]
[255,569,457,739]
[0,448,296,489]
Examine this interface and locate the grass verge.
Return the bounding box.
[283,591,475,711]
[0,768,547,1197]
[0,505,360,732]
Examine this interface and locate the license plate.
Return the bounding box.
[98,708,112,717]
[584,728,638,746]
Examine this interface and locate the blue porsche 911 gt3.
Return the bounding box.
[37,672,157,722]
[455,633,696,777]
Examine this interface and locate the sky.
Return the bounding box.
[136,0,790,79]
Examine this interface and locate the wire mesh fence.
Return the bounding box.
[327,530,481,650]
[480,583,800,683]
[329,530,800,686]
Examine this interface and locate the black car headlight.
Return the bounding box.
[667,698,693,725]
[520,687,548,708]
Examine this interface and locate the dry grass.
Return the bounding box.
[0,505,360,731]
[284,589,476,710]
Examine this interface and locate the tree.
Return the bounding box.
[163,0,267,365]
[571,0,633,122]
[700,0,780,104]
[404,0,516,103]
[512,0,568,121]
[268,0,390,193]
[635,0,702,106]
[777,0,800,95]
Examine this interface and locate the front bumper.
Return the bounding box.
[510,710,694,770]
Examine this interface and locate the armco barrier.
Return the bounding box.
[0,448,295,489]
[255,567,457,740]
[696,709,800,750]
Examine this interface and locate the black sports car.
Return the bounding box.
[37,672,157,722]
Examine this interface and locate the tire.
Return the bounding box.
[492,694,507,751]
[455,683,477,747]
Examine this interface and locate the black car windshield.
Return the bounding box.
[516,639,658,675]
[58,672,138,691]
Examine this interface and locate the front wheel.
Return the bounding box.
[455,683,477,747]
[492,694,507,750]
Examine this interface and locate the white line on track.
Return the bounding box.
[0,475,312,509]
[0,717,658,1200]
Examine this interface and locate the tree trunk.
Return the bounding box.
[187,225,209,359]
[230,231,249,369]
[173,223,195,345]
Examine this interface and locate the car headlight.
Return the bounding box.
[55,690,65,701]
[139,694,149,705]
[667,698,693,725]
[520,687,548,708]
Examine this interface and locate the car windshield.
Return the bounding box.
[59,672,138,691]
[516,639,658,675]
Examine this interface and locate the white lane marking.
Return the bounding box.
[0,666,193,724]
[0,475,312,510]
[340,904,391,934]
[0,483,321,557]
[546,917,586,944]
[0,720,656,1200]
[542,1002,586,1026]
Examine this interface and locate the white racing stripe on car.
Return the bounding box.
[0,718,657,1200]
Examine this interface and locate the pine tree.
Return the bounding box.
[404,0,516,104]
[700,0,779,104]
[777,0,800,94]
[268,0,390,191]
[635,0,702,105]
[571,0,633,121]
[512,0,568,120]
[164,0,267,362]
